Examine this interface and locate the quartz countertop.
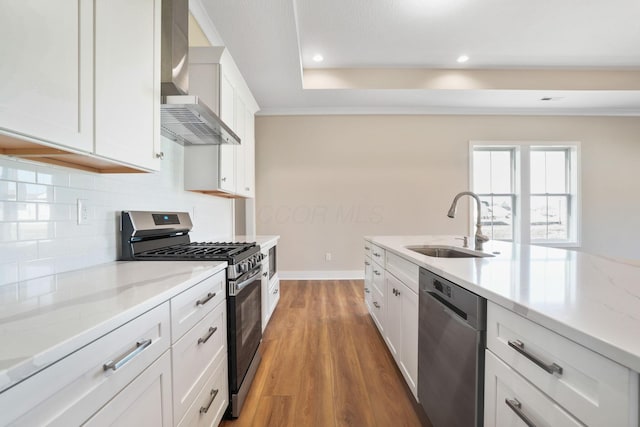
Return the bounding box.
[366,235,640,372]
[0,260,227,393]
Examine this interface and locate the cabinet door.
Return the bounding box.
[219,72,236,192]
[243,108,256,198]
[364,257,373,311]
[261,255,270,332]
[0,0,93,152]
[399,285,419,399]
[235,102,255,198]
[235,96,247,196]
[385,273,402,363]
[485,350,582,427]
[83,351,173,427]
[94,0,161,171]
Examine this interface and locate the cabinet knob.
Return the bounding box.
[221,177,227,182]
[155,152,164,160]
[245,187,250,191]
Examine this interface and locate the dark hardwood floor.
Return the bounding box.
[221,280,430,427]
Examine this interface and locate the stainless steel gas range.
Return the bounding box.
[120,210,263,418]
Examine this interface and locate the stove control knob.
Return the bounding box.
[240,262,248,273]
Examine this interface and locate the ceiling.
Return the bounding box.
[192,0,640,116]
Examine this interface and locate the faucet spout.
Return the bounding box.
[447,191,490,250]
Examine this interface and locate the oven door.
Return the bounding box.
[227,266,262,392]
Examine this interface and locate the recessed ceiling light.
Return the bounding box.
[312,54,324,62]
[457,55,469,63]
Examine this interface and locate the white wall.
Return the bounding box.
[0,137,233,286]
[255,115,640,277]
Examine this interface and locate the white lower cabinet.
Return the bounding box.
[0,302,170,426]
[485,301,639,426]
[384,263,419,399]
[170,272,228,427]
[84,350,173,427]
[260,243,281,332]
[485,351,582,427]
[0,269,229,427]
[172,302,227,425]
[364,255,373,311]
[177,355,229,427]
[363,240,418,400]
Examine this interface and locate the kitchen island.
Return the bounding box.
[365,235,640,427]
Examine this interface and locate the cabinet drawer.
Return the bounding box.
[370,285,385,333]
[485,350,582,427]
[178,355,229,427]
[0,303,170,426]
[364,240,373,257]
[172,300,227,425]
[385,251,419,294]
[268,278,280,315]
[171,270,225,342]
[371,262,385,294]
[370,244,385,265]
[83,350,173,427]
[487,302,638,426]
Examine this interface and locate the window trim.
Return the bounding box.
[469,141,581,248]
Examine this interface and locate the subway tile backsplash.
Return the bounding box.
[0,138,233,286]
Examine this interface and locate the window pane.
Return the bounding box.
[490,151,512,194]
[545,151,567,193]
[531,196,568,241]
[530,150,568,194]
[473,151,492,193]
[530,151,546,193]
[478,195,513,241]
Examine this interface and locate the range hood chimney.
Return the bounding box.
[160,0,240,146]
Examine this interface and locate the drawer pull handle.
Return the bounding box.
[198,327,218,345]
[196,292,217,306]
[365,261,370,266]
[200,388,219,414]
[508,340,563,376]
[373,252,381,257]
[365,246,371,250]
[373,301,380,309]
[505,398,537,427]
[263,271,268,277]
[103,339,152,371]
[364,287,370,293]
[274,288,279,294]
[373,270,381,276]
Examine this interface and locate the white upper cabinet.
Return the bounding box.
[184,46,258,198]
[219,69,238,193]
[94,0,161,171]
[0,0,161,173]
[0,0,93,152]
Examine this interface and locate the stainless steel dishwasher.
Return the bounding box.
[418,268,486,427]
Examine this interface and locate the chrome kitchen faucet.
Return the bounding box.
[447,191,490,251]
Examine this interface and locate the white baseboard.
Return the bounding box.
[279,270,364,280]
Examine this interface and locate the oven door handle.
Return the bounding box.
[234,265,263,293]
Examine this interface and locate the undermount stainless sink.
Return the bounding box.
[406,245,494,258]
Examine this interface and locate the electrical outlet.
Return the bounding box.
[77,199,89,225]
[325,252,332,261]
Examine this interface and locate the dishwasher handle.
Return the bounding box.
[425,290,470,323]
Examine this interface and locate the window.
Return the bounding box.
[471,142,580,246]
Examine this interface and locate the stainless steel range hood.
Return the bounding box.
[160,0,240,146]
